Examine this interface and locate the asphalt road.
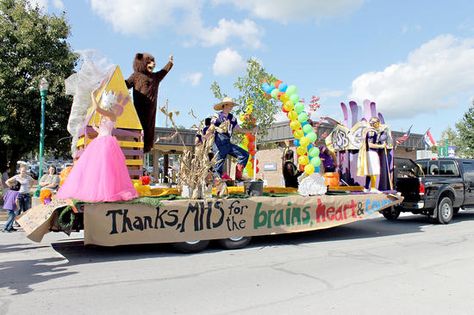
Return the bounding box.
[2,210,474,315]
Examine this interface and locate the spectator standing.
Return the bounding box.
[6,165,34,214]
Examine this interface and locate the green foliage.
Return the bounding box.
[455,102,474,158]
[210,59,278,139]
[439,126,460,155]
[0,0,78,169]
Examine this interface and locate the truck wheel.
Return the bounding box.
[381,206,400,221]
[218,236,252,250]
[173,240,210,253]
[437,197,453,224]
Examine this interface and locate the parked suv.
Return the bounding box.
[382,157,474,224]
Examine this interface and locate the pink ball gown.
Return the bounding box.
[57,118,138,202]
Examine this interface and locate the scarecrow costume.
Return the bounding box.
[208,97,250,181]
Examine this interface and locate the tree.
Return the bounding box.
[0,0,78,172]
[455,101,474,158]
[440,126,460,156]
[210,59,278,140]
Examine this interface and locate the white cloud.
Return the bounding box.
[196,18,263,49]
[89,0,190,35]
[182,72,203,86]
[28,0,64,10]
[214,0,364,23]
[27,0,48,9]
[52,0,64,10]
[349,35,474,119]
[213,48,246,76]
[89,0,263,48]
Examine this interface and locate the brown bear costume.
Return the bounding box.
[125,53,173,153]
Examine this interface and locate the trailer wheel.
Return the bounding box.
[381,206,401,221]
[173,240,210,253]
[218,236,252,250]
[437,197,453,224]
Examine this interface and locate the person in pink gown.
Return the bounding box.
[56,91,138,202]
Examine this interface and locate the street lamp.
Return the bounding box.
[35,77,48,197]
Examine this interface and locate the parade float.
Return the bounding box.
[18,70,402,252]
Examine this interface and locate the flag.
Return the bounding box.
[423,129,437,148]
[395,125,412,145]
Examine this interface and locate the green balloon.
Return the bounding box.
[295,102,305,114]
[290,94,299,104]
[307,132,317,143]
[310,157,321,167]
[298,112,308,123]
[302,124,313,134]
[271,88,279,99]
[286,85,297,96]
[308,147,320,158]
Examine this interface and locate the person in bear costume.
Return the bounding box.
[126,53,173,152]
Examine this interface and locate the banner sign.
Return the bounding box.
[84,194,402,246]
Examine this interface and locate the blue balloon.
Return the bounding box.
[307,144,313,150]
[279,83,288,92]
[301,121,308,126]
[261,83,270,93]
[314,166,320,173]
[293,139,300,146]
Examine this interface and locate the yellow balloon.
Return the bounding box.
[280,94,289,103]
[287,111,298,121]
[299,136,310,147]
[242,137,249,145]
[304,164,315,175]
[290,120,301,130]
[293,129,304,139]
[298,155,309,166]
[284,101,294,112]
[239,114,246,121]
[296,145,307,156]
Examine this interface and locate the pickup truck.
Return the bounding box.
[381,157,474,224]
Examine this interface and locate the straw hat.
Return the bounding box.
[213,97,237,111]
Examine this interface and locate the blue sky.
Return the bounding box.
[34,0,474,140]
